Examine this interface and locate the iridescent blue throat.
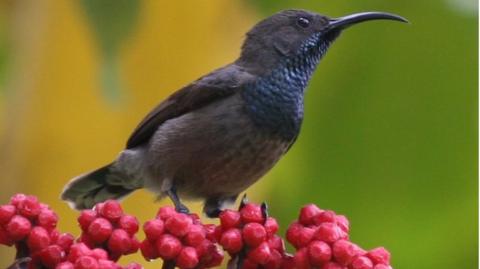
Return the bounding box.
[242,33,333,141]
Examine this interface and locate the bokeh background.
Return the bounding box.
[0,0,477,268]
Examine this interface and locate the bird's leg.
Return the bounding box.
[204,198,222,218]
[204,195,239,218]
[239,193,248,210]
[166,187,189,214]
[261,202,269,219]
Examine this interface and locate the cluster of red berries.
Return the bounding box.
[0,194,59,247]
[286,204,392,269]
[0,195,141,269]
[216,203,288,269]
[54,242,142,269]
[0,194,69,268]
[1,194,394,269]
[140,206,223,269]
[77,200,140,261]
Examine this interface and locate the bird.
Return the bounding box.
[61,9,407,217]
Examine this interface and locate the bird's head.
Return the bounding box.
[236,9,407,74]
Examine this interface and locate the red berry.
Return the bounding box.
[94,202,105,213]
[199,243,224,268]
[127,236,140,254]
[293,248,310,269]
[352,256,374,269]
[27,226,51,251]
[219,228,243,254]
[78,210,97,231]
[264,249,283,269]
[267,235,285,253]
[67,243,92,262]
[332,240,362,266]
[39,244,64,268]
[75,256,99,269]
[219,209,241,229]
[143,219,164,242]
[56,233,75,250]
[0,226,13,246]
[0,205,16,224]
[335,215,349,233]
[313,210,336,225]
[280,255,295,269]
[299,204,322,226]
[17,195,41,219]
[240,203,264,224]
[6,215,32,241]
[108,229,132,255]
[322,262,345,269]
[243,222,267,247]
[204,224,216,241]
[78,233,95,248]
[88,218,113,243]
[207,250,225,268]
[373,265,392,269]
[367,247,391,265]
[195,239,211,256]
[248,241,271,265]
[118,215,139,235]
[241,258,258,269]
[38,209,58,230]
[308,241,332,266]
[156,234,182,260]
[315,223,346,243]
[91,248,109,260]
[296,227,316,248]
[184,224,206,247]
[165,213,192,237]
[56,262,74,269]
[100,200,123,222]
[177,247,199,269]
[213,226,223,242]
[50,229,60,242]
[264,217,279,236]
[156,206,176,220]
[10,193,27,207]
[286,222,303,248]
[140,239,159,260]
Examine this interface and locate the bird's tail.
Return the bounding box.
[61,163,137,210]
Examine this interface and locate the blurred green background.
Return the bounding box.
[0,1,477,269]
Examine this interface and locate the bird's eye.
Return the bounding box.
[297,17,310,28]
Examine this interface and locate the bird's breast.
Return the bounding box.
[242,69,306,141]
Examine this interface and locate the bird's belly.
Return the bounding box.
[176,132,290,199]
[144,94,291,199]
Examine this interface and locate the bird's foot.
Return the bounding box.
[166,187,190,214]
[239,193,249,210]
[204,195,239,218]
[205,207,222,218]
[261,202,268,219]
[175,203,190,214]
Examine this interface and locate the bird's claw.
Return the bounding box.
[175,204,190,214]
[261,202,269,219]
[239,193,249,210]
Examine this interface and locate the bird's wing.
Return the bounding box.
[126,64,253,149]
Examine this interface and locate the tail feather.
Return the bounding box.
[61,163,136,210]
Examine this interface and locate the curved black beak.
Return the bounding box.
[327,12,408,31]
